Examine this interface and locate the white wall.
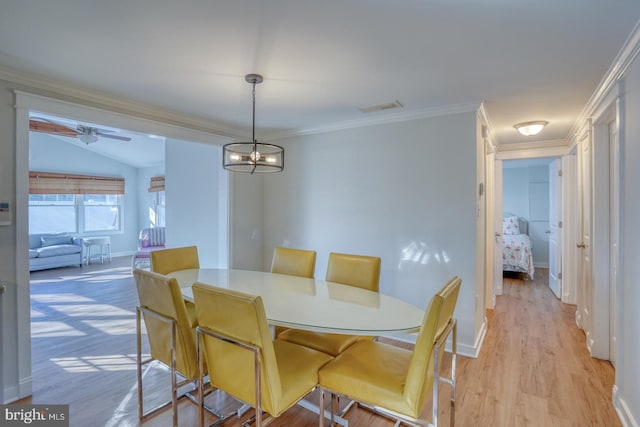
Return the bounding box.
[29,132,140,255]
[616,50,640,426]
[0,79,18,403]
[165,139,228,268]
[250,111,482,354]
[230,172,265,270]
[503,167,529,217]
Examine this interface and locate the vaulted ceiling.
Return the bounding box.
[2,1,640,147]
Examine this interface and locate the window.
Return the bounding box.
[148,176,165,227]
[28,194,76,234]
[28,194,123,234]
[28,171,125,234]
[83,194,121,232]
[151,191,166,227]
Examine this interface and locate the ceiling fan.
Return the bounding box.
[29,117,132,144]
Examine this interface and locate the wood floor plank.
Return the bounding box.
[21,259,620,426]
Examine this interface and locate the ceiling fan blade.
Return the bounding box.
[95,132,132,141]
[29,119,78,137]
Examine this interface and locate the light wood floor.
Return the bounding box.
[21,258,620,426]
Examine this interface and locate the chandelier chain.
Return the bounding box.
[252,82,256,143]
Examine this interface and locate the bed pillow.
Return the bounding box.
[503,216,520,235]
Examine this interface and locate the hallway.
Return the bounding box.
[455,269,619,426]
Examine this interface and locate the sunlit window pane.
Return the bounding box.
[28,193,122,234]
[83,194,121,232]
[151,191,165,227]
[28,194,76,234]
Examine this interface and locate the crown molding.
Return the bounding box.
[498,138,568,151]
[267,101,482,140]
[477,101,497,154]
[477,101,496,141]
[1,63,484,143]
[568,19,640,140]
[0,64,244,140]
[496,138,570,159]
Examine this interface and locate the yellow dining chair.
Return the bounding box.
[133,269,222,427]
[150,245,200,275]
[270,246,317,278]
[325,251,381,291]
[277,252,381,356]
[192,283,333,427]
[318,276,461,427]
[150,245,200,327]
[270,247,316,338]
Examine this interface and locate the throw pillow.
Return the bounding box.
[41,234,72,247]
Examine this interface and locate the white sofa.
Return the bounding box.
[29,233,83,271]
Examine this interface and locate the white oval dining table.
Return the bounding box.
[167,268,425,336]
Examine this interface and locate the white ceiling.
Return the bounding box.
[29,113,165,168]
[3,1,640,152]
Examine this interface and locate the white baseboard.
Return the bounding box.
[3,385,18,404]
[575,309,582,329]
[380,318,487,359]
[111,250,136,258]
[468,318,487,358]
[613,385,639,427]
[3,376,31,404]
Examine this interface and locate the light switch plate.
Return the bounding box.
[0,201,11,225]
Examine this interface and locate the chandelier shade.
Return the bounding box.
[223,74,284,173]
[223,141,284,173]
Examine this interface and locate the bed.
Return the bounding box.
[502,214,535,279]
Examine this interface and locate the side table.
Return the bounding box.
[83,236,112,265]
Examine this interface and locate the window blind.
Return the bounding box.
[148,176,165,192]
[29,171,125,195]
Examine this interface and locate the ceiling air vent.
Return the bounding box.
[358,100,403,113]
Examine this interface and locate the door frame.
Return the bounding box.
[562,152,578,305]
[491,157,503,301]
[588,89,621,361]
[548,158,562,299]
[13,91,231,402]
[489,142,574,307]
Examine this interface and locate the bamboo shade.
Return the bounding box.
[29,171,125,195]
[148,176,165,192]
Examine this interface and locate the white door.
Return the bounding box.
[548,159,562,298]
[494,159,503,297]
[578,137,594,350]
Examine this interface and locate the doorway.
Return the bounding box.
[502,158,556,279]
[496,155,573,302]
[487,143,579,312]
[14,91,231,402]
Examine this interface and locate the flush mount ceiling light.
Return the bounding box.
[514,120,549,136]
[223,74,284,174]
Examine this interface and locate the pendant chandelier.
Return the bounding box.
[223,74,284,173]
